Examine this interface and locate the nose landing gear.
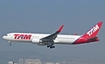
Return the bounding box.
[8,41,12,46]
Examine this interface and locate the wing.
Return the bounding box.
[40,25,64,42]
[43,25,64,40]
[39,25,64,49]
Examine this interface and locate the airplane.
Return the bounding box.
[3,22,103,49]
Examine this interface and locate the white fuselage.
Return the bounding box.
[3,33,81,44]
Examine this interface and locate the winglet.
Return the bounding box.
[57,25,64,33]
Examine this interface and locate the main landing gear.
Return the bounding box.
[47,45,55,49]
[46,42,55,49]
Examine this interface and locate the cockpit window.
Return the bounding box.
[7,33,12,36]
[7,34,10,36]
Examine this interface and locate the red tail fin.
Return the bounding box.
[82,22,103,38]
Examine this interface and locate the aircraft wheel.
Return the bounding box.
[50,46,52,49]
[50,46,55,49]
[9,42,12,46]
[47,46,50,48]
[52,46,55,48]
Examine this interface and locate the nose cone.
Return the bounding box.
[2,36,7,39]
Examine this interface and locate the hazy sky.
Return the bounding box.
[0,0,105,59]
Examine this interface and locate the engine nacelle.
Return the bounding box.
[32,39,40,43]
[32,39,46,46]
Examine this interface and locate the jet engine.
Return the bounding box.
[32,39,46,46]
[32,39,39,43]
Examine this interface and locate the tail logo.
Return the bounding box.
[87,25,99,36]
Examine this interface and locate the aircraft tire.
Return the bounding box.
[47,46,50,48]
[50,46,55,49]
